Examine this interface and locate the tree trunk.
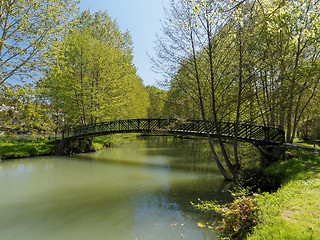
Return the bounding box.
[190,27,233,181]
[233,26,243,170]
[205,15,237,178]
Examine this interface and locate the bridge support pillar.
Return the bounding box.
[52,137,94,155]
[258,145,286,164]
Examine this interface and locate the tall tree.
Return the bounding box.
[153,0,245,180]
[43,10,148,126]
[252,0,320,142]
[153,0,320,179]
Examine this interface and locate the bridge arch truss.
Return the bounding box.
[61,119,285,146]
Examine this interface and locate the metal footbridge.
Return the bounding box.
[61,119,285,145]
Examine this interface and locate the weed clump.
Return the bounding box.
[192,168,283,239]
[192,189,260,240]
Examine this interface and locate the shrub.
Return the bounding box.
[192,190,260,240]
[217,193,260,239]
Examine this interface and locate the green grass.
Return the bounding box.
[0,136,56,159]
[0,133,143,159]
[247,149,320,240]
[293,138,320,148]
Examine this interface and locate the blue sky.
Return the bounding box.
[79,0,170,86]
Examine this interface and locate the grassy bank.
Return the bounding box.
[247,149,320,239]
[293,139,320,149]
[0,136,56,159]
[192,148,320,239]
[0,133,142,159]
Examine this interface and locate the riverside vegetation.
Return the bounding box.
[0,136,56,160]
[192,147,320,240]
[0,134,140,160]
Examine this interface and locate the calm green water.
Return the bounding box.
[0,136,231,240]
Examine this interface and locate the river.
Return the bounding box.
[0,136,232,240]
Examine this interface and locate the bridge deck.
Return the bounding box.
[61,119,285,145]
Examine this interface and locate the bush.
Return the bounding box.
[192,190,260,240]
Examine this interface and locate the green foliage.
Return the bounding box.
[157,0,320,144]
[43,10,148,126]
[146,86,167,118]
[191,198,222,214]
[0,83,54,135]
[92,133,140,151]
[0,0,78,85]
[298,116,320,141]
[163,79,200,119]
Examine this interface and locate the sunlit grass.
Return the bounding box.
[247,149,320,240]
[0,133,146,159]
[293,138,320,148]
[0,136,56,159]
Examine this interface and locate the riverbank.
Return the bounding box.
[0,136,56,160]
[0,133,141,160]
[191,147,320,239]
[246,149,320,239]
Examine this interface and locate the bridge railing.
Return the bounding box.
[61,119,285,144]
